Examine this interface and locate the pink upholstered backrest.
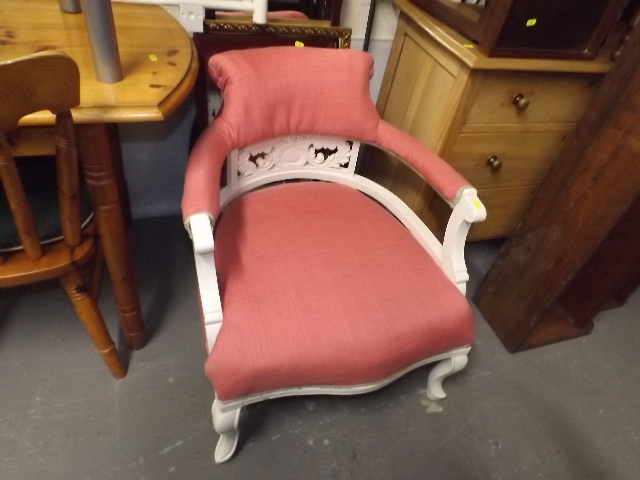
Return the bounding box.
[182,47,470,222]
[209,47,380,147]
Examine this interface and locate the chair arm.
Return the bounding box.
[442,188,487,294]
[375,120,470,205]
[182,120,235,224]
[187,213,224,352]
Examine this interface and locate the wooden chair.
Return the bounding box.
[182,47,486,463]
[0,51,126,379]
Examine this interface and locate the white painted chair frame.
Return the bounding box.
[186,135,486,463]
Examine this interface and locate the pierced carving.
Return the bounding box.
[237,137,354,176]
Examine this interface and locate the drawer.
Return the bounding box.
[464,71,600,126]
[449,130,569,187]
[468,185,539,240]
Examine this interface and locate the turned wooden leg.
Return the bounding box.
[212,398,241,464]
[76,123,145,350]
[60,270,127,379]
[426,354,468,400]
[87,237,104,303]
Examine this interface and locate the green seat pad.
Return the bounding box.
[0,155,93,252]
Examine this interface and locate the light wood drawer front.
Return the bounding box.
[465,72,600,126]
[469,185,539,240]
[450,130,568,187]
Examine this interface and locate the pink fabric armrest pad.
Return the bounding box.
[375,120,469,203]
[181,47,471,221]
[182,119,231,223]
[207,182,474,400]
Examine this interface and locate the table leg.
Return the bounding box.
[76,123,146,350]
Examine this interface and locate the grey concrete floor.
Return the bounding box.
[1,216,638,480]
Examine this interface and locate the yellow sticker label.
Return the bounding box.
[294,41,304,47]
[526,18,537,27]
[463,43,475,49]
[149,54,158,61]
[473,200,482,210]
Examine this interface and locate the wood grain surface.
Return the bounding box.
[0,0,197,125]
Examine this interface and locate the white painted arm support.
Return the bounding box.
[441,188,487,294]
[188,213,224,352]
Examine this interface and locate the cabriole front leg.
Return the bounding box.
[212,398,241,464]
[427,354,469,400]
[76,123,145,350]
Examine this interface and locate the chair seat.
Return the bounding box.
[0,156,93,252]
[208,182,474,401]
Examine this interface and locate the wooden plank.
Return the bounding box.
[557,193,640,328]
[473,21,640,351]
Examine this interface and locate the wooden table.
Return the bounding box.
[0,0,198,349]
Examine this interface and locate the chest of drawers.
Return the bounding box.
[365,0,613,240]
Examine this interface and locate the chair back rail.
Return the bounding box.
[0,51,80,130]
[0,51,81,255]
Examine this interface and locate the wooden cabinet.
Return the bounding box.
[364,0,613,240]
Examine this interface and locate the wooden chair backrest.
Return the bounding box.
[0,51,81,260]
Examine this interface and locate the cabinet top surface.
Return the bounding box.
[396,0,614,73]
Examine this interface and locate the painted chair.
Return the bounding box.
[182,46,486,463]
[0,51,126,379]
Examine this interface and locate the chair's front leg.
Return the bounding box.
[212,398,241,464]
[426,353,469,400]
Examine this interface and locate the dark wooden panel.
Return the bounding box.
[472,20,640,351]
[557,193,640,327]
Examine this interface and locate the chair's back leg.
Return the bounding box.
[55,110,82,247]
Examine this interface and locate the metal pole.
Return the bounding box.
[363,0,378,52]
[80,0,123,83]
[59,0,82,13]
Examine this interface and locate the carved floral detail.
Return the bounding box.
[237,137,353,176]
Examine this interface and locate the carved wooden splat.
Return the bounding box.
[237,136,354,176]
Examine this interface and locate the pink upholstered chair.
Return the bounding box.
[182,46,486,463]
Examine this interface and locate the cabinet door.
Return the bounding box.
[381,32,465,152]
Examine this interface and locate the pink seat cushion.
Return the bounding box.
[208,182,474,401]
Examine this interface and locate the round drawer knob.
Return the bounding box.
[486,155,502,171]
[512,93,530,110]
